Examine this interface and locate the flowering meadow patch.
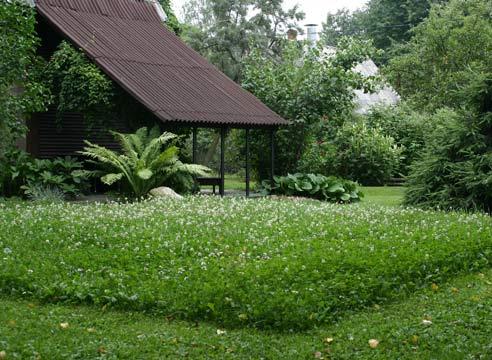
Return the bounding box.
[0,197,491,329]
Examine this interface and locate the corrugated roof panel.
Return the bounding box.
[35,0,287,127]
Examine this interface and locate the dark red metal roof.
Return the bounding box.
[35,0,288,127]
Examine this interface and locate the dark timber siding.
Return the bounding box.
[28,107,127,159]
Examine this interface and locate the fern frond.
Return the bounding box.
[141,132,178,164]
[111,131,140,161]
[175,162,211,177]
[137,168,153,180]
[148,125,161,141]
[101,173,124,185]
[150,145,179,170]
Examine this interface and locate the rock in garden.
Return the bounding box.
[149,187,183,199]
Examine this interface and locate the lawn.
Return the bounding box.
[1,191,491,358]
[361,186,405,206]
[1,270,491,359]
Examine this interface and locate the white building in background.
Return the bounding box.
[352,59,400,114]
[299,25,400,114]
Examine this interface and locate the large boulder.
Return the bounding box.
[149,187,183,199]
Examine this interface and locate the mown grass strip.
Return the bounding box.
[1,270,491,359]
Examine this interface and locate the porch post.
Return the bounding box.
[220,127,226,197]
[192,127,197,163]
[245,128,250,197]
[270,128,275,185]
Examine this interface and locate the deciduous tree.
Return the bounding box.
[181,0,304,81]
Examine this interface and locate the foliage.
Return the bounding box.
[386,0,492,111]
[320,9,366,47]
[365,105,431,175]
[242,39,377,179]
[390,0,492,212]
[181,0,304,81]
[21,156,89,199]
[1,197,491,330]
[334,121,402,185]
[45,41,115,127]
[404,109,492,212]
[0,148,34,197]
[0,150,88,198]
[24,184,66,203]
[158,0,181,34]
[79,127,210,197]
[2,269,492,358]
[360,0,441,62]
[297,139,338,176]
[0,0,50,154]
[320,0,446,64]
[321,1,442,63]
[262,173,363,203]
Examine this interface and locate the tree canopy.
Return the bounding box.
[159,0,181,34]
[181,0,304,81]
[396,0,492,212]
[321,0,445,62]
[0,0,49,155]
[242,38,377,177]
[386,0,492,112]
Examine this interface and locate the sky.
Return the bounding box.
[171,0,369,28]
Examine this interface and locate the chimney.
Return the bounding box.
[305,24,318,43]
[287,29,298,41]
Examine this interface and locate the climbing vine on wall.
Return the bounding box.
[45,41,116,127]
[1,0,181,141]
[0,0,50,154]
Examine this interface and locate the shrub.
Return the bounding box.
[0,149,33,197]
[79,126,210,197]
[405,109,492,212]
[297,140,338,176]
[242,39,377,179]
[365,105,431,175]
[334,121,402,185]
[262,173,363,203]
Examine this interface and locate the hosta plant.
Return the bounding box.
[262,173,363,203]
[79,126,210,197]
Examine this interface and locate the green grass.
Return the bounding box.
[198,175,257,192]
[1,197,491,330]
[207,176,405,206]
[361,186,405,206]
[1,269,491,359]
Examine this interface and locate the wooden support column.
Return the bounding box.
[270,128,275,186]
[245,128,250,197]
[220,127,226,197]
[192,127,197,163]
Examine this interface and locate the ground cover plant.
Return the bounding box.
[1,197,491,330]
[2,269,491,359]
